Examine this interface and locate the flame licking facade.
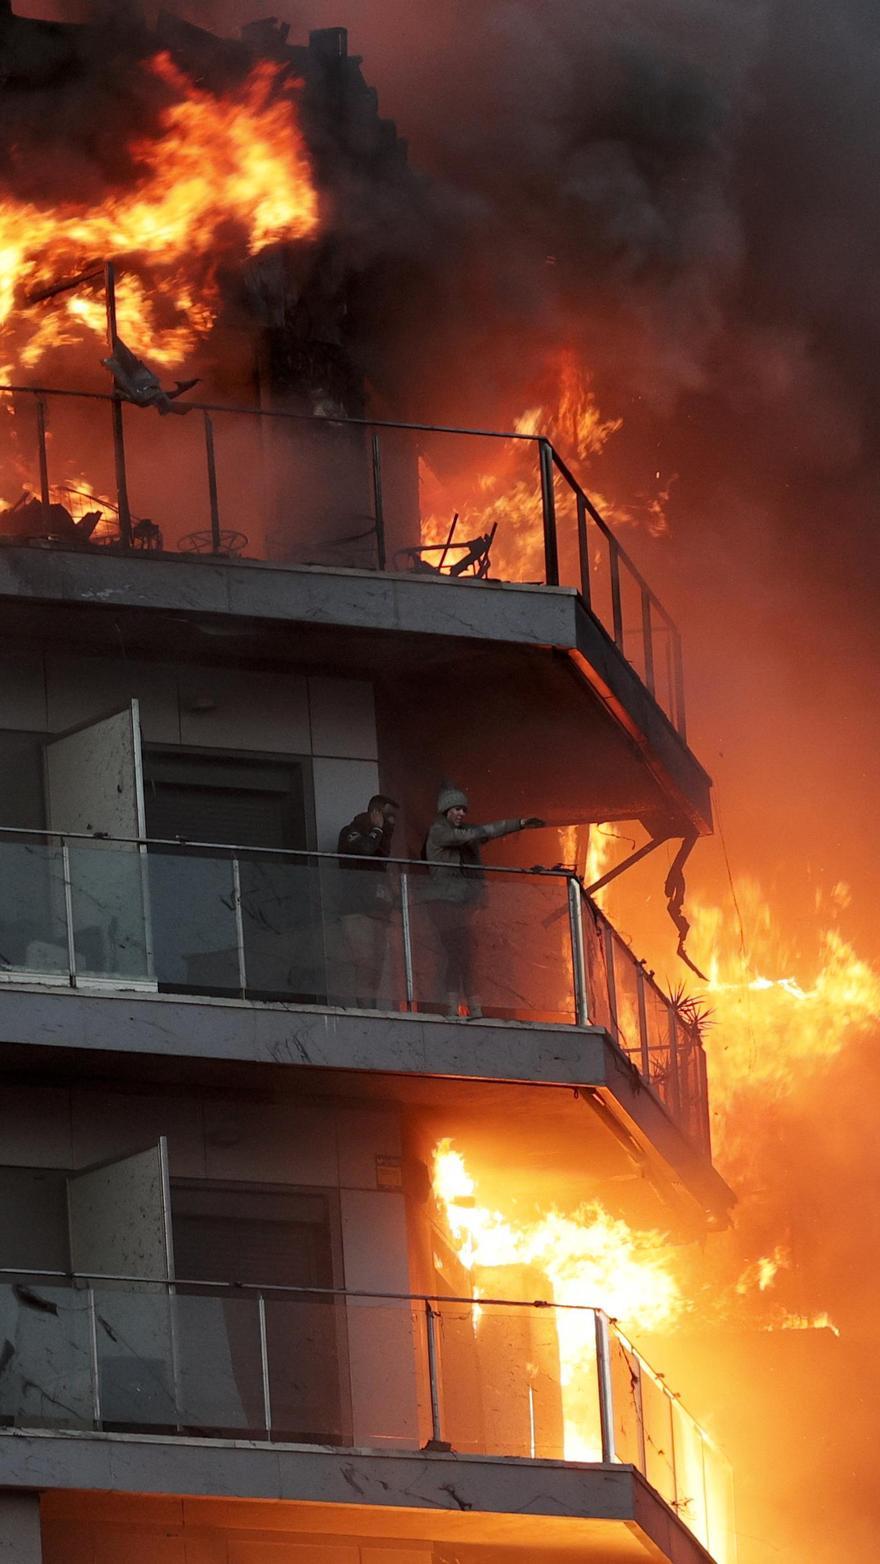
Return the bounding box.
[0,9,737,1564]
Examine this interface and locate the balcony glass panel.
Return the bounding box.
[67,840,150,981]
[607,1325,645,1467]
[436,1299,569,1461]
[407,866,575,1023]
[148,848,239,992]
[0,1280,94,1428]
[92,1283,177,1427]
[0,839,68,978]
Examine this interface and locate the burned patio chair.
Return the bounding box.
[394,515,498,579]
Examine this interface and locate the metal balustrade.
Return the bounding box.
[0,1269,735,1562]
[0,383,686,736]
[0,828,711,1156]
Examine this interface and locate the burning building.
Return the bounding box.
[0,6,746,1564]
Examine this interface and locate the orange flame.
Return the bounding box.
[0,52,319,371]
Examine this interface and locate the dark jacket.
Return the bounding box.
[423,815,524,905]
[337,812,394,917]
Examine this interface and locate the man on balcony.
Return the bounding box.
[423,784,544,1020]
[336,794,399,1008]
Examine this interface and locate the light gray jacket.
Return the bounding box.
[423,815,524,904]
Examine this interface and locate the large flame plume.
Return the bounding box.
[0,51,319,373]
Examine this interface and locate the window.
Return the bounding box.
[171,1182,350,1443]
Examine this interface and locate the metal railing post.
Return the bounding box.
[104,262,132,549]
[636,968,651,1080]
[594,1310,617,1463]
[602,920,619,1043]
[87,1284,102,1427]
[400,870,415,1011]
[568,878,590,1027]
[608,540,624,647]
[36,394,51,528]
[538,440,559,586]
[673,626,687,740]
[424,1299,446,1449]
[641,586,656,695]
[371,431,386,571]
[667,1010,682,1119]
[60,838,78,988]
[231,856,247,998]
[576,490,591,608]
[203,410,222,553]
[258,1293,272,1436]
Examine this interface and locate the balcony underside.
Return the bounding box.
[0,987,733,1231]
[25,1439,719,1563]
[0,547,712,835]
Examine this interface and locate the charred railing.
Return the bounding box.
[0,383,686,737]
[0,828,710,1155]
[0,1268,735,1561]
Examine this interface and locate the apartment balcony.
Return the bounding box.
[0,1271,736,1564]
[0,386,712,835]
[0,829,731,1226]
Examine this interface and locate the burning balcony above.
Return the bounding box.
[0,386,712,839]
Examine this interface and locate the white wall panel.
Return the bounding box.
[202,1099,338,1186]
[46,654,179,742]
[70,1091,205,1178]
[309,676,377,760]
[313,757,379,853]
[336,1107,402,1190]
[0,1085,72,1167]
[178,668,310,753]
[0,652,47,730]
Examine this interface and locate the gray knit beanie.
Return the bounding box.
[437,782,469,814]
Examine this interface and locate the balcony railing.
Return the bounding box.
[0,1268,735,1562]
[0,383,686,736]
[0,828,711,1156]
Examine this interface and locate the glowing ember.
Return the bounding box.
[0,52,319,372]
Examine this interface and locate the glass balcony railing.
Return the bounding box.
[0,384,687,737]
[0,1268,735,1562]
[0,829,710,1154]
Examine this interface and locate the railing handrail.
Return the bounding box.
[0,1263,724,1456]
[0,379,685,669]
[0,1264,599,1310]
[0,821,574,877]
[0,380,546,445]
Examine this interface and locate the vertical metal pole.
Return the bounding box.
[594,1310,617,1463]
[636,969,651,1080]
[698,1043,712,1157]
[36,394,51,528]
[232,856,247,998]
[633,1356,647,1476]
[538,440,559,586]
[609,540,624,647]
[667,1010,682,1120]
[104,261,132,549]
[258,1294,272,1437]
[371,431,386,571]
[87,1285,102,1427]
[576,490,591,608]
[641,586,656,695]
[424,1300,445,1448]
[400,871,415,1011]
[568,878,590,1027]
[673,627,687,740]
[60,838,77,988]
[602,919,619,1042]
[203,410,222,554]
